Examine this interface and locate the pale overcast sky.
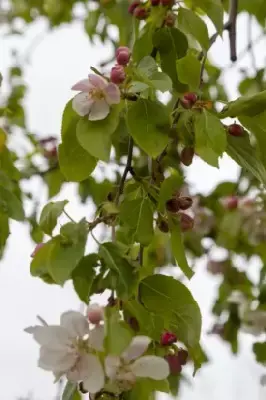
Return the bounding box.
[0,10,266,400]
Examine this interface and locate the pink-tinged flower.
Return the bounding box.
[160,331,177,346]
[72,74,120,121]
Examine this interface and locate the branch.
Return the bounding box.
[115,137,134,205]
[228,0,238,62]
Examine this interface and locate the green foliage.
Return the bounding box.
[177,8,209,51]
[39,200,68,235]
[253,342,266,364]
[72,254,98,303]
[176,53,201,90]
[105,308,133,355]
[126,99,169,157]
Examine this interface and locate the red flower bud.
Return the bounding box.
[31,243,44,258]
[184,92,197,104]
[128,0,140,14]
[180,213,194,232]
[161,331,177,346]
[178,196,193,210]
[110,65,126,84]
[228,123,244,137]
[180,98,192,109]
[151,0,160,5]
[133,6,149,19]
[116,50,131,66]
[165,354,182,375]
[177,349,188,365]
[166,198,180,213]
[115,46,130,58]
[221,196,238,210]
[180,147,194,166]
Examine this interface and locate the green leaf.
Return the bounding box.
[76,106,120,162]
[30,240,54,280]
[178,8,209,51]
[72,254,98,303]
[220,90,266,118]
[194,109,226,167]
[134,56,172,93]
[192,0,223,34]
[105,308,133,355]
[133,23,154,63]
[217,210,242,250]
[176,53,201,90]
[226,131,266,187]
[62,381,78,400]
[139,274,202,348]
[0,186,24,221]
[60,101,96,181]
[153,27,188,92]
[126,99,169,158]
[120,197,154,246]
[138,56,158,76]
[239,111,266,166]
[39,200,68,236]
[150,72,172,92]
[0,212,9,257]
[99,242,137,299]
[48,220,87,285]
[45,168,64,198]
[169,219,194,279]
[124,300,165,341]
[158,173,183,212]
[253,341,266,365]
[0,146,20,180]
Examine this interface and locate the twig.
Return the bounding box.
[198,21,231,61]
[115,137,134,205]
[199,54,207,91]
[228,0,238,62]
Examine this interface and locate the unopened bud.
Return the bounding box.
[220,196,238,210]
[180,213,194,232]
[87,303,104,325]
[166,198,180,213]
[178,196,193,210]
[164,354,182,375]
[128,0,140,14]
[110,65,126,84]
[133,6,149,19]
[31,243,44,258]
[116,47,131,66]
[160,331,177,346]
[180,147,194,166]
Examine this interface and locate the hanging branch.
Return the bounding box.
[228,0,238,62]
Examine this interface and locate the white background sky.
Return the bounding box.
[1,8,266,400]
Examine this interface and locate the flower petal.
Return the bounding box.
[104,355,121,380]
[60,311,89,338]
[39,346,77,372]
[82,354,105,394]
[72,79,93,92]
[89,99,110,121]
[122,336,151,363]
[89,325,105,351]
[104,83,121,105]
[130,355,170,380]
[25,325,71,349]
[88,74,107,90]
[67,353,90,382]
[72,92,93,117]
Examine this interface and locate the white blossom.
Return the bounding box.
[25,311,105,393]
[104,336,169,390]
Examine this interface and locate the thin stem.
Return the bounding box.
[63,209,76,223]
[91,230,100,245]
[115,137,134,205]
[198,21,231,61]
[199,54,207,91]
[228,0,238,62]
[139,245,144,266]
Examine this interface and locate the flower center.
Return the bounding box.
[89,88,105,100]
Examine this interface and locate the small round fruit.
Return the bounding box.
[228,123,244,137]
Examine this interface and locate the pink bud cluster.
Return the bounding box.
[110,46,131,85]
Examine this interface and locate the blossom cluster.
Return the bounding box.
[25,304,170,395]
